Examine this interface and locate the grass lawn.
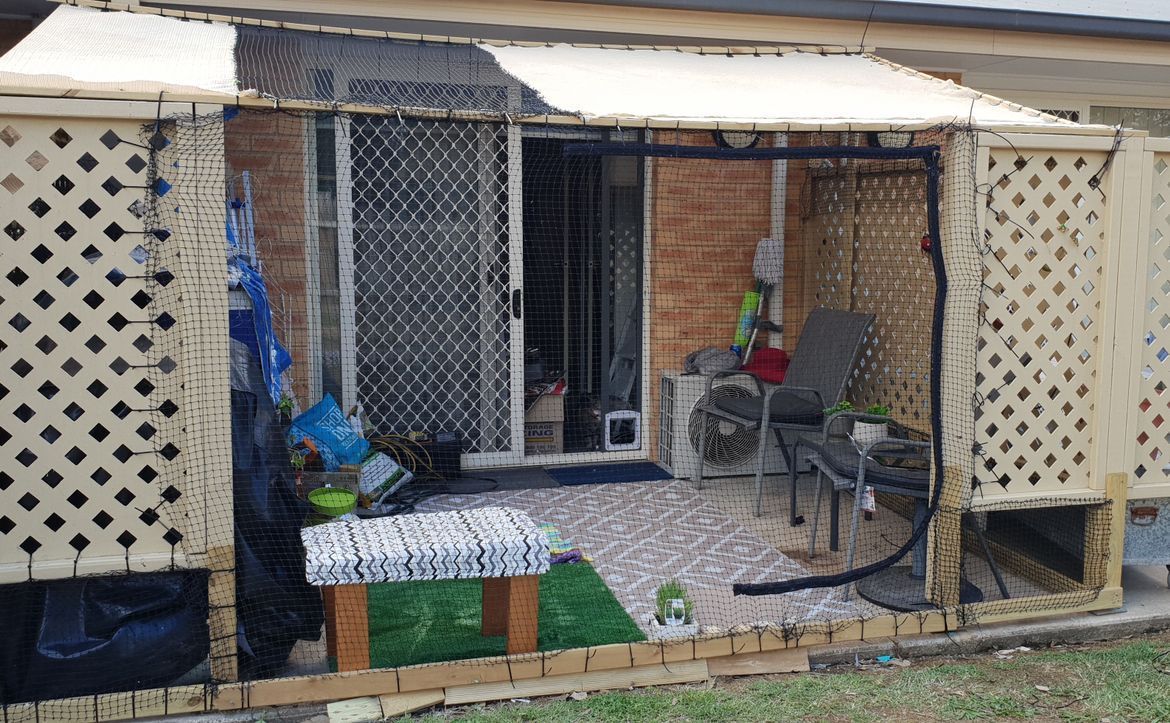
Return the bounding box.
[413,633,1170,721]
[367,563,645,668]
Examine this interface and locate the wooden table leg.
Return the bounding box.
[322,586,338,659]
[482,577,510,636]
[325,584,370,672]
[505,575,540,655]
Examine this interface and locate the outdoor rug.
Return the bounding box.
[415,479,883,632]
[546,461,673,486]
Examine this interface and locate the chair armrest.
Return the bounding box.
[861,437,931,457]
[821,410,885,441]
[704,369,766,398]
[855,438,932,486]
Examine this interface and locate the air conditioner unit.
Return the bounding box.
[658,372,791,481]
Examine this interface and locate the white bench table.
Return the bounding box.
[301,507,550,671]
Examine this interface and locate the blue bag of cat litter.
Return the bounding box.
[288,394,369,471]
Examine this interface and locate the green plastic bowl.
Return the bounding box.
[308,487,357,517]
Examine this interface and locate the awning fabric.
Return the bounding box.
[484,44,1062,128]
[0,4,1079,130]
[0,5,237,98]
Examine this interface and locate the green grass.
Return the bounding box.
[409,635,1170,722]
[367,563,645,668]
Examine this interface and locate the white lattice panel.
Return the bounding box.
[804,166,854,312]
[851,168,933,425]
[0,114,195,581]
[803,164,933,426]
[976,148,1108,495]
[1134,152,1170,485]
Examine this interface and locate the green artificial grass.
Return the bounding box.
[366,563,645,668]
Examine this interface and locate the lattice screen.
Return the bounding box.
[1134,151,1170,484]
[975,148,1108,495]
[801,162,933,426]
[851,166,933,425]
[348,118,513,455]
[804,165,853,313]
[0,114,199,582]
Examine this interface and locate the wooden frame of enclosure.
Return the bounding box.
[0,72,1148,720]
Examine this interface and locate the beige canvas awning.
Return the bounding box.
[0,3,1093,132]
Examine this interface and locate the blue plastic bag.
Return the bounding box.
[232,258,291,407]
[288,394,369,471]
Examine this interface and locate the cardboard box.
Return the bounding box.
[525,394,564,455]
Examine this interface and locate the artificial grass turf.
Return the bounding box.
[366,562,645,668]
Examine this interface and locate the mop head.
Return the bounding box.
[752,237,784,285]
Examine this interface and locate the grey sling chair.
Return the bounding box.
[694,307,875,517]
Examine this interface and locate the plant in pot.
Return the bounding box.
[852,404,892,447]
[823,400,854,418]
[649,579,698,639]
[276,392,296,422]
[824,401,856,439]
[290,446,308,499]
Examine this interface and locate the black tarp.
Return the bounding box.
[229,337,323,679]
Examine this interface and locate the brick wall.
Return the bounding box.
[646,132,775,458]
[223,111,314,403]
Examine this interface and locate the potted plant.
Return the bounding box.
[648,579,699,639]
[823,400,854,418]
[276,392,296,422]
[853,404,892,447]
[290,446,307,498]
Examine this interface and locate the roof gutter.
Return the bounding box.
[566,0,1170,43]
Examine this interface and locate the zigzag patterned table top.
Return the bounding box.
[301,506,551,585]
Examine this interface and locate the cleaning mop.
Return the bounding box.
[741,237,784,365]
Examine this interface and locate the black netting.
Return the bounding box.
[235,27,561,117]
[0,106,1116,719]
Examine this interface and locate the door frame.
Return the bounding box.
[501,132,654,469]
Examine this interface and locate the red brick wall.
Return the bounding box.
[647,132,774,458]
[224,111,313,403]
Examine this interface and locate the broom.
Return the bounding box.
[741,237,784,365]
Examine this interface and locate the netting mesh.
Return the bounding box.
[0,107,1117,717]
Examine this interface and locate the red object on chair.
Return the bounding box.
[742,347,789,384]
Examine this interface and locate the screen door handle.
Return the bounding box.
[511,289,523,319]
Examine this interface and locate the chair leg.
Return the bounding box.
[969,514,1011,599]
[696,407,709,490]
[754,420,771,517]
[830,489,840,552]
[843,484,865,601]
[774,431,799,525]
[808,469,826,559]
[788,442,800,525]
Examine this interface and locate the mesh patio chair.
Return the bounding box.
[800,411,1010,606]
[694,307,875,517]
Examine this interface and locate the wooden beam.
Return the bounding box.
[1105,473,1129,590]
[964,586,1123,624]
[482,577,509,637]
[505,575,540,655]
[325,697,383,722]
[378,689,446,719]
[323,584,371,673]
[443,660,709,705]
[706,648,810,676]
[3,600,1115,722]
